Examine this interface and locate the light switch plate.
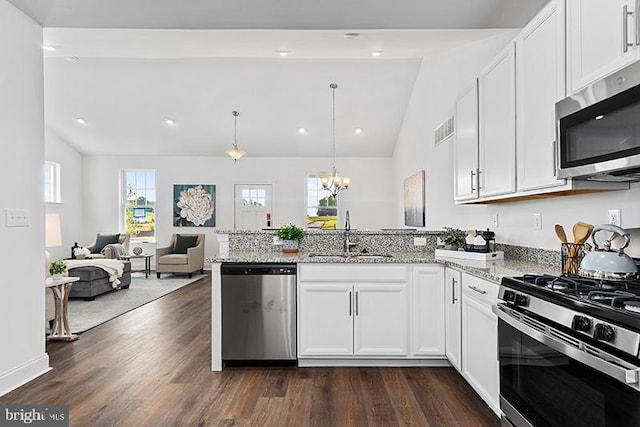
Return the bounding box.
[5,209,30,227]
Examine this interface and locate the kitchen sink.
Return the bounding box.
[308,253,393,260]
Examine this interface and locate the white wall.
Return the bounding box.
[44,129,84,261]
[82,155,394,258]
[392,30,640,257]
[392,32,516,230]
[0,0,49,396]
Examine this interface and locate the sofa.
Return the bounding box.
[156,234,205,278]
[83,233,131,259]
[68,261,132,300]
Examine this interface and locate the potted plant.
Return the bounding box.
[277,223,305,253]
[49,259,68,279]
[441,227,466,251]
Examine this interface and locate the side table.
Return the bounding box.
[46,276,80,341]
[119,254,154,278]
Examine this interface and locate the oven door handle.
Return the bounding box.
[493,304,640,389]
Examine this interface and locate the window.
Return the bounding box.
[306,172,338,229]
[44,162,61,203]
[242,189,266,206]
[122,170,156,242]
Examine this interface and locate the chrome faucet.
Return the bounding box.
[344,210,356,253]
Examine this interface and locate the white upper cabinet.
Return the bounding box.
[454,82,480,201]
[568,0,639,93]
[516,0,567,191]
[478,43,517,198]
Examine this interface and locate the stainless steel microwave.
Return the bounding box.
[556,60,640,182]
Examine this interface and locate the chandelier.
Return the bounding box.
[225,110,246,161]
[320,83,350,197]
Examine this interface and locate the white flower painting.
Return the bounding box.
[174,184,216,227]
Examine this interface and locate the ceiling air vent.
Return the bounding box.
[434,116,454,147]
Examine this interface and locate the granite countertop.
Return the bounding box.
[206,251,561,284]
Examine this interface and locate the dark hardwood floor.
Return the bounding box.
[1,272,499,426]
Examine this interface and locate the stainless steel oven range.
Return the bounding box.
[494,274,640,427]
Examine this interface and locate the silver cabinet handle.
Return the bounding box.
[477,168,482,190]
[355,291,359,316]
[552,140,557,177]
[624,5,633,53]
[468,285,487,295]
[349,291,352,316]
[470,170,476,192]
[452,278,458,304]
[636,0,640,45]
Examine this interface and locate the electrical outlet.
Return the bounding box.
[492,214,499,228]
[608,209,621,226]
[413,237,427,246]
[533,213,542,230]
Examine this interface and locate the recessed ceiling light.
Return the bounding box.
[165,118,176,126]
[75,118,86,125]
[43,45,56,52]
[277,50,290,57]
[595,115,604,120]
[371,50,383,57]
[64,56,80,62]
[298,128,306,134]
[355,128,363,134]
[344,33,360,39]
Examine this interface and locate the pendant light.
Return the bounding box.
[321,83,350,197]
[225,110,246,161]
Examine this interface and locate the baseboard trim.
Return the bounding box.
[0,354,50,397]
[297,358,450,367]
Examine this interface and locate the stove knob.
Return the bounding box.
[502,290,516,303]
[594,324,616,342]
[571,316,592,333]
[514,294,529,307]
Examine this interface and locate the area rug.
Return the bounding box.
[67,273,203,333]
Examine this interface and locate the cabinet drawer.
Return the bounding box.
[299,264,407,282]
[461,273,498,306]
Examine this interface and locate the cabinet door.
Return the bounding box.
[567,0,637,93]
[412,266,445,356]
[354,283,408,356]
[444,268,462,370]
[517,0,567,192]
[298,283,353,357]
[479,43,516,197]
[454,82,480,201]
[461,295,500,416]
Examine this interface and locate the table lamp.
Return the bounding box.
[45,212,62,283]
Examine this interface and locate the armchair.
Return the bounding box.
[156,234,205,278]
[85,233,130,259]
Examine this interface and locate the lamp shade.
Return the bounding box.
[45,212,62,248]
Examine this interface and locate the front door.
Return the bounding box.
[234,184,273,230]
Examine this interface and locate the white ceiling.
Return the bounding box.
[9,0,548,157]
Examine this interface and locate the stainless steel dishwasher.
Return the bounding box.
[221,263,297,364]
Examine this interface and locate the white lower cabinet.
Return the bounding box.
[444,268,462,370]
[460,273,500,416]
[298,264,409,358]
[298,284,353,356]
[412,266,445,356]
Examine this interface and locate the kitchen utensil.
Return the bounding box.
[563,222,594,273]
[579,224,639,280]
[554,224,568,245]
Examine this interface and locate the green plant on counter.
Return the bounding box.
[49,259,68,276]
[277,223,305,242]
[441,227,466,249]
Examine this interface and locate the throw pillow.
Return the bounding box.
[92,233,120,254]
[173,234,199,254]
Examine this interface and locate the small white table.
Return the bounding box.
[46,276,80,341]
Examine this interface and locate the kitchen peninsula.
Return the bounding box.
[208,229,560,416]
